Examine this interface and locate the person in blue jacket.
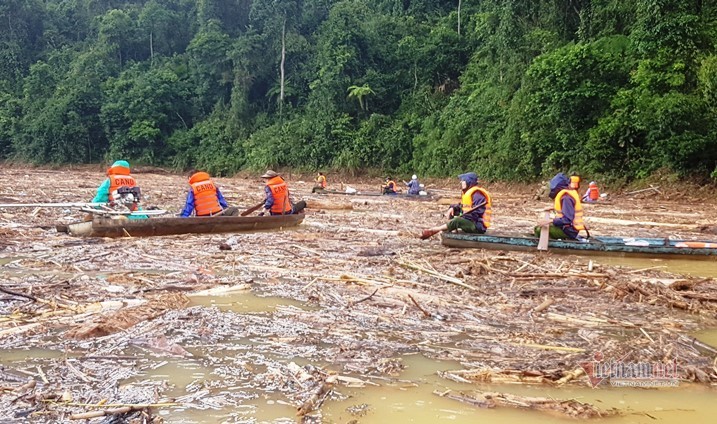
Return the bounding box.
[536,172,587,240]
[405,175,421,195]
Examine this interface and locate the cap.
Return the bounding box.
[261,170,279,179]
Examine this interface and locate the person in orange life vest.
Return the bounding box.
[179,170,238,217]
[312,172,327,193]
[258,170,306,216]
[421,172,492,239]
[536,172,587,240]
[91,160,147,220]
[582,181,600,203]
[316,172,327,188]
[382,177,397,195]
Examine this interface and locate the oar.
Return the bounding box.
[538,211,550,251]
[0,202,107,208]
[240,201,265,217]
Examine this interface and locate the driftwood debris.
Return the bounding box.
[305,200,353,210]
[2,168,717,423]
[436,389,620,419]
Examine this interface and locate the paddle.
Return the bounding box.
[538,211,550,251]
[240,201,265,217]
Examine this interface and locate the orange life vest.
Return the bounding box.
[588,183,600,201]
[108,166,137,202]
[189,172,223,216]
[554,189,585,231]
[316,175,327,188]
[384,180,396,192]
[267,176,292,214]
[461,186,492,229]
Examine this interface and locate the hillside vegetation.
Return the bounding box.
[0,1,715,181]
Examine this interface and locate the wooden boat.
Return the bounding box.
[313,188,381,196]
[313,188,436,200]
[61,214,304,238]
[441,232,717,258]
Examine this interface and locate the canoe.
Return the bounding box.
[313,188,436,200]
[62,214,304,238]
[441,232,717,258]
[313,188,382,197]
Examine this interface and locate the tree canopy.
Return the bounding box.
[1,0,716,181]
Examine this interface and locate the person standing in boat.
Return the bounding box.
[405,174,421,195]
[312,172,327,193]
[536,172,587,240]
[382,177,398,195]
[420,172,492,239]
[259,170,306,216]
[179,170,238,217]
[91,160,147,220]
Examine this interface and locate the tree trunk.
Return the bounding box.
[458,0,462,36]
[279,16,286,114]
[150,31,154,67]
[413,63,418,92]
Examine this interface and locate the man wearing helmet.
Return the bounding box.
[405,174,421,195]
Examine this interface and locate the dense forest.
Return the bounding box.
[0,0,716,181]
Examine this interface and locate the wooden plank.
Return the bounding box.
[537,212,549,251]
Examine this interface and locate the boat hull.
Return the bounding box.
[313,188,435,200]
[64,214,305,238]
[441,232,717,259]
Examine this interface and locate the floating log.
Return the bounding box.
[305,200,353,210]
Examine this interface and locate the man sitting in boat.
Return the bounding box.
[179,171,238,217]
[91,160,148,220]
[312,172,327,193]
[536,172,587,240]
[420,172,492,239]
[382,177,398,195]
[582,181,600,203]
[405,174,421,195]
[259,170,306,216]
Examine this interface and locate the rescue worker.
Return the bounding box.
[405,174,421,195]
[312,172,327,193]
[570,174,581,190]
[259,170,306,216]
[382,177,398,195]
[179,170,238,217]
[582,181,600,203]
[91,160,147,220]
[420,172,492,239]
[536,172,587,240]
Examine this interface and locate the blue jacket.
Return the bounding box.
[406,179,420,195]
[264,185,275,209]
[180,188,229,217]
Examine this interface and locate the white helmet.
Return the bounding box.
[412,174,418,180]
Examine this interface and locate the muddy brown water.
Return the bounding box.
[2,251,717,423]
[151,261,717,423]
[2,275,716,422]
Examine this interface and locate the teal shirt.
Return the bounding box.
[92,179,111,203]
[92,178,148,220]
